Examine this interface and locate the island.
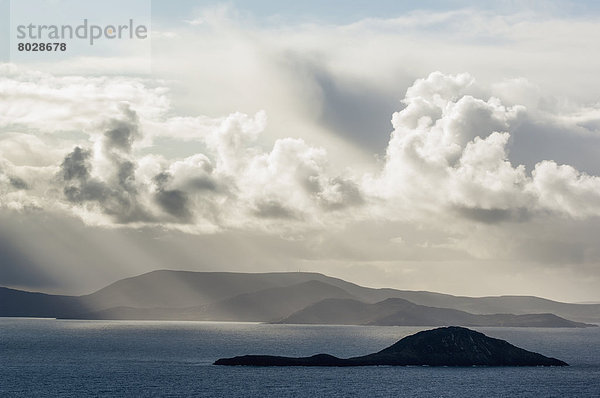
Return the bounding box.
[214,326,568,367]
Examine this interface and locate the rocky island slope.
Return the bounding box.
[214,326,568,367]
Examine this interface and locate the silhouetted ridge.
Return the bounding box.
[1,271,599,324]
[277,297,595,327]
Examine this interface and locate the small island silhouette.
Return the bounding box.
[214,326,568,367]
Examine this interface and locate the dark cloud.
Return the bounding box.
[63,179,109,203]
[253,200,299,219]
[116,160,137,191]
[60,148,153,224]
[454,206,531,224]
[102,105,139,153]
[184,176,218,192]
[61,129,212,224]
[153,171,171,187]
[155,189,191,220]
[61,146,91,181]
[153,172,193,221]
[9,176,28,190]
[55,106,163,223]
[61,146,110,204]
[61,147,104,202]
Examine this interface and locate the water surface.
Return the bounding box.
[1,319,598,397]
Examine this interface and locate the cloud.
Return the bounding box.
[102,107,140,153]
[154,187,191,220]
[10,91,361,231]
[2,60,600,293]
[0,132,65,167]
[2,7,600,300]
[57,107,155,224]
[2,67,600,235]
[141,6,600,172]
[532,161,600,218]
[8,176,28,190]
[61,146,91,182]
[252,200,299,220]
[0,64,169,133]
[454,206,530,224]
[372,71,600,226]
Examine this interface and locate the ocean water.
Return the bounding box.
[1,319,599,397]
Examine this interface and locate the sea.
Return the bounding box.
[1,319,599,397]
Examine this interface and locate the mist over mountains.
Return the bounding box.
[1,270,598,326]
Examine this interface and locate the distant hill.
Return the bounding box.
[82,270,600,323]
[80,271,340,310]
[1,270,599,324]
[276,297,595,327]
[66,280,356,321]
[0,287,85,318]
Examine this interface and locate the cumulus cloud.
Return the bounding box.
[0,85,358,231]
[2,67,600,231]
[371,71,600,226]
[532,161,600,218]
[57,105,154,224]
[1,65,600,276]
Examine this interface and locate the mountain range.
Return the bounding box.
[1,270,598,326]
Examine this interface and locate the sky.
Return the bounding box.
[1,0,600,302]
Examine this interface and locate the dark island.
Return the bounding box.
[214,326,568,367]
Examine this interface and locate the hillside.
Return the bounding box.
[277,297,595,327]
[1,270,598,324]
[67,280,355,321]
